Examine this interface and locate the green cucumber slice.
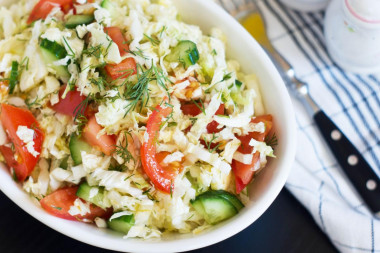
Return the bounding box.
[65,14,94,29]
[69,134,92,166]
[39,39,70,80]
[191,195,237,225]
[108,214,135,234]
[200,190,244,211]
[76,182,110,209]
[191,190,241,225]
[165,40,199,68]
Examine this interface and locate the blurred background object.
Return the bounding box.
[324,0,380,74]
[279,0,330,12]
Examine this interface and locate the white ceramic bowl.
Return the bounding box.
[0,0,296,252]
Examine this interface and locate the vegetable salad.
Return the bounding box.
[0,0,276,239]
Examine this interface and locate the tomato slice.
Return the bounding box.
[236,115,273,154]
[0,104,44,181]
[180,103,202,117]
[40,187,112,221]
[51,85,86,117]
[105,58,137,80]
[181,103,225,134]
[141,104,177,193]
[206,104,225,133]
[82,115,116,156]
[27,0,73,24]
[233,114,273,194]
[104,27,129,56]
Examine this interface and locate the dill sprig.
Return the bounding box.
[73,95,90,122]
[123,63,170,115]
[63,37,75,58]
[265,133,278,149]
[191,99,206,115]
[189,117,198,125]
[72,95,90,134]
[203,133,221,153]
[83,45,102,58]
[90,77,108,91]
[160,26,167,38]
[127,47,149,60]
[114,131,135,164]
[123,64,151,115]
[144,33,159,46]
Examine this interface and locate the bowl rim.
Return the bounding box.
[0,0,297,252]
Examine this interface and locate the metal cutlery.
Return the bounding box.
[230,0,380,216]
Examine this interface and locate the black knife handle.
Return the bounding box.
[314,110,380,215]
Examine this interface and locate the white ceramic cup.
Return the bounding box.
[324,0,380,74]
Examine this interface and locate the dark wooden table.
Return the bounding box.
[0,188,337,253]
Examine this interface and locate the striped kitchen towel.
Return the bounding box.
[218,0,380,252]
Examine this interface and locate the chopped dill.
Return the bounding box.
[73,95,90,134]
[90,77,108,91]
[8,61,19,94]
[127,47,148,60]
[211,49,217,56]
[124,174,135,181]
[191,99,206,115]
[189,117,198,125]
[203,133,221,153]
[83,45,102,58]
[73,95,90,122]
[109,163,126,172]
[114,131,135,164]
[51,206,62,210]
[221,72,232,82]
[167,122,177,127]
[123,62,170,115]
[160,26,167,37]
[144,33,159,46]
[63,37,75,58]
[265,133,278,149]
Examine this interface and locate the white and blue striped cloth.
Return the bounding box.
[218,0,380,252]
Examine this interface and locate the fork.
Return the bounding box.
[227,0,380,216]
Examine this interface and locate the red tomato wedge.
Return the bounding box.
[0,104,44,181]
[82,115,116,156]
[27,0,73,25]
[180,103,202,117]
[104,27,129,56]
[181,103,225,133]
[207,104,225,133]
[141,104,178,193]
[40,187,112,221]
[233,114,273,194]
[236,115,273,154]
[51,85,86,117]
[105,58,137,80]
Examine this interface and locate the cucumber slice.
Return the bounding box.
[200,190,244,211]
[108,214,135,234]
[191,193,237,225]
[40,39,70,80]
[101,0,116,16]
[65,14,94,29]
[76,182,110,209]
[165,40,199,68]
[69,134,92,166]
